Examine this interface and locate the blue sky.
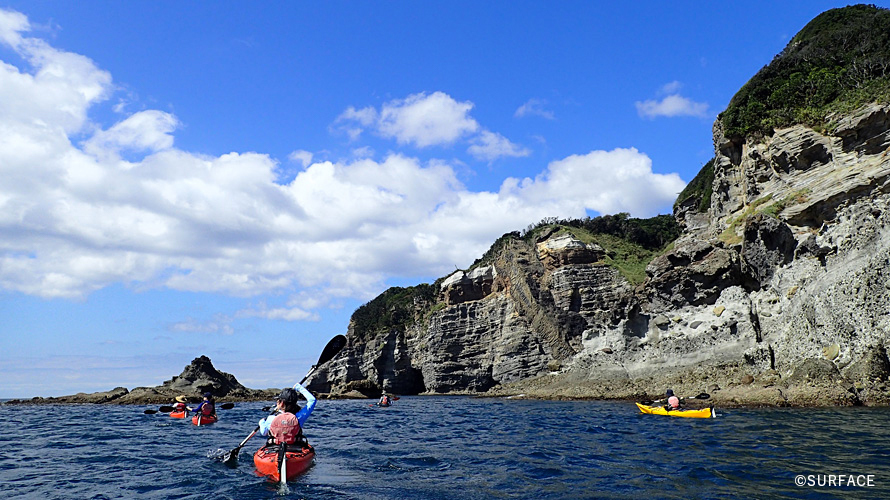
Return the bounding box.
[1,1,880,398]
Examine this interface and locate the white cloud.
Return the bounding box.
[332,105,377,140]
[0,8,685,317]
[635,94,709,119]
[515,98,555,120]
[468,130,531,161]
[334,91,530,161]
[659,81,683,95]
[0,9,28,47]
[378,91,479,147]
[0,10,112,134]
[288,149,313,167]
[170,317,234,335]
[83,110,178,159]
[502,147,687,217]
[238,305,318,321]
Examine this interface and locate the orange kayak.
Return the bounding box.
[191,413,218,425]
[254,444,315,481]
[169,410,188,419]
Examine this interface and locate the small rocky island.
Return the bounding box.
[3,356,280,405]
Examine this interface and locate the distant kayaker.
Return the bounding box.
[664,389,681,411]
[190,392,216,417]
[172,395,189,413]
[378,393,391,406]
[258,382,316,446]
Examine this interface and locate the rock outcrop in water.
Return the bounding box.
[305,6,890,407]
[5,356,277,405]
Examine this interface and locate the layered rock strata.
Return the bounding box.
[306,103,890,407]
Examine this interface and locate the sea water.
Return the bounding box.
[1,397,888,499]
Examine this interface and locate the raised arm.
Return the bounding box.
[293,381,316,427]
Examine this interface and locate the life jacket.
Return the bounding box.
[269,412,302,445]
[381,396,389,405]
[198,401,215,416]
[173,402,187,412]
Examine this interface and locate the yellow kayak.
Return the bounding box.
[636,402,714,418]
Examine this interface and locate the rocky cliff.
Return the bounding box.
[305,6,890,406]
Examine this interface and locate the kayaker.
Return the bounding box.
[258,382,316,445]
[190,392,216,417]
[378,393,391,406]
[172,395,189,413]
[664,389,681,411]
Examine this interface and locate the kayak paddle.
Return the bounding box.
[144,402,232,414]
[143,405,176,414]
[640,392,710,405]
[223,426,260,465]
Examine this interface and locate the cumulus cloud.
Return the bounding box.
[635,81,709,119]
[0,8,685,318]
[333,91,529,161]
[468,130,531,161]
[288,149,313,167]
[0,10,112,134]
[501,148,686,217]
[83,110,178,159]
[378,91,479,147]
[332,105,377,140]
[515,98,555,120]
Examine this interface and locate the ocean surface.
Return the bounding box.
[1,396,889,499]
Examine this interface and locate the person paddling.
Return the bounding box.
[664,389,681,411]
[378,393,391,407]
[191,392,216,418]
[172,395,189,414]
[258,382,316,446]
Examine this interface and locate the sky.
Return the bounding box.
[1,1,881,398]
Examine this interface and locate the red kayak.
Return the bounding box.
[169,410,188,419]
[191,414,218,426]
[254,444,315,482]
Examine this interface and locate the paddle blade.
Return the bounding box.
[695,393,711,400]
[317,335,347,366]
[222,448,240,465]
[158,405,175,413]
[143,409,158,414]
[220,402,235,410]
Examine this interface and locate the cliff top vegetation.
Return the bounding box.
[350,213,681,338]
[720,4,890,140]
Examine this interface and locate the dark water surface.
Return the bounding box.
[1,397,888,499]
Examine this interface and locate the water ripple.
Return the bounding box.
[1,399,889,499]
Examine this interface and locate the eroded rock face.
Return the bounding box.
[643,237,744,308]
[536,233,605,270]
[308,104,890,406]
[306,233,629,395]
[441,266,499,305]
[741,214,797,286]
[158,355,248,397]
